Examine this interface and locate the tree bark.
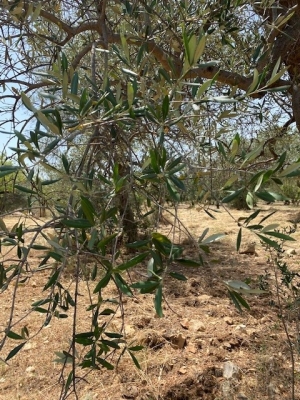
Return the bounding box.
[117,163,138,244]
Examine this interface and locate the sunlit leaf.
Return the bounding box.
[255,191,276,202]
[278,162,300,177]
[200,233,225,244]
[127,82,134,107]
[261,224,280,232]
[21,92,35,112]
[222,175,239,190]
[194,35,206,63]
[264,231,296,241]
[122,68,138,77]
[246,68,259,93]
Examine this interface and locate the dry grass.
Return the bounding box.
[0,203,300,399]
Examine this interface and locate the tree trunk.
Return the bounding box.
[117,163,138,244]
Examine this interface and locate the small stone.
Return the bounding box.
[229,337,240,347]
[236,393,248,400]
[260,316,270,323]
[223,361,242,380]
[286,248,297,256]
[269,333,278,339]
[221,380,231,396]
[125,324,136,338]
[239,242,256,255]
[169,333,186,349]
[192,321,206,332]
[198,294,211,303]
[179,366,187,375]
[235,324,246,331]
[224,317,233,325]
[245,328,257,337]
[123,384,139,399]
[31,281,37,288]
[180,319,190,329]
[214,368,223,377]
[267,382,276,398]
[24,342,36,350]
[195,339,204,349]
[26,366,35,373]
[186,343,197,354]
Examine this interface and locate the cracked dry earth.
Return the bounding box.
[0,203,300,400]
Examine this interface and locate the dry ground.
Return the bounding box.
[0,203,300,400]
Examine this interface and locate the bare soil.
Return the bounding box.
[0,204,300,400]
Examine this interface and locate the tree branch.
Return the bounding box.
[0,2,292,118]
[187,66,290,97]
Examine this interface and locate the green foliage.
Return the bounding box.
[281,179,300,204]
[1,1,300,398]
[0,159,27,212]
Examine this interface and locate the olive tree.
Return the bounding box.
[0,1,300,398]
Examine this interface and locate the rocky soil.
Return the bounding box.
[0,203,299,400]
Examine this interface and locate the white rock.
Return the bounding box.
[235,324,247,331]
[224,316,233,325]
[198,294,211,303]
[223,361,241,380]
[286,248,297,256]
[24,342,36,350]
[179,366,187,374]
